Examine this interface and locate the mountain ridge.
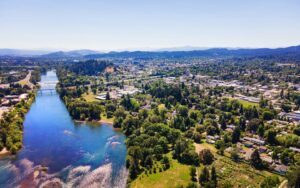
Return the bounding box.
[1,45,300,58]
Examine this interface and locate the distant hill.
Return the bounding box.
[0,49,99,57]
[0,49,51,56]
[40,50,100,58]
[1,46,300,59]
[85,45,300,59]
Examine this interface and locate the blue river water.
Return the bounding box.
[0,70,127,187]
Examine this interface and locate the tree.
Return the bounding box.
[259,97,268,108]
[178,105,189,117]
[281,103,292,113]
[129,158,139,180]
[128,146,142,179]
[158,137,169,152]
[199,166,210,186]
[206,125,219,136]
[286,166,300,188]
[280,89,284,99]
[193,132,202,143]
[250,149,263,169]
[257,124,265,138]
[174,138,189,159]
[120,95,140,111]
[247,118,261,132]
[106,91,110,100]
[293,127,300,136]
[231,127,241,143]
[122,115,140,136]
[253,106,259,118]
[162,156,170,170]
[186,183,198,188]
[219,115,226,130]
[239,105,244,114]
[239,116,246,131]
[280,149,292,165]
[113,117,123,128]
[230,148,239,162]
[211,166,217,187]
[266,129,277,145]
[262,111,274,120]
[260,176,280,188]
[199,149,214,165]
[190,166,197,182]
[154,145,163,160]
[144,155,153,168]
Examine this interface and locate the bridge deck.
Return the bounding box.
[37,89,57,95]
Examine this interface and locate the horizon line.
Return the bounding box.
[1,44,300,53]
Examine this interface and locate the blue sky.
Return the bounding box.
[0,0,299,51]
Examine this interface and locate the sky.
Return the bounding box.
[0,0,300,51]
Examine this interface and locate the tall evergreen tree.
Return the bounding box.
[199,166,210,186]
[211,166,217,187]
[250,149,263,169]
[232,127,241,143]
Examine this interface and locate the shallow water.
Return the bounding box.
[0,70,127,188]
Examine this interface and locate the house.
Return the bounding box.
[244,141,253,148]
[206,135,219,144]
[289,147,300,153]
[261,155,273,165]
[225,128,234,133]
[243,137,265,146]
[285,111,300,121]
[258,146,268,153]
[273,164,288,175]
[19,93,28,99]
[243,149,254,161]
[227,124,236,129]
[4,95,19,100]
[141,104,151,110]
[0,106,11,119]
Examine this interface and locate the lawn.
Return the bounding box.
[194,142,217,153]
[82,92,98,102]
[130,153,192,188]
[238,99,259,108]
[227,97,259,108]
[18,80,28,86]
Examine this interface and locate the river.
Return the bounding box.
[0,70,127,188]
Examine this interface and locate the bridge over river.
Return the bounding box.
[37,88,57,95]
[37,80,58,95]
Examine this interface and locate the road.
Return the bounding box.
[16,70,34,89]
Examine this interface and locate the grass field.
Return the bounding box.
[227,97,259,108]
[130,153,192,188]
[18,80,28,85]
[82,92,98,102]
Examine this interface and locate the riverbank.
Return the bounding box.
[0,92,36,154]
[73,113,114,125]
[99,114,114,125]
[74,118,113,126]
[0,148,10,158]
[99,119,113,125]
